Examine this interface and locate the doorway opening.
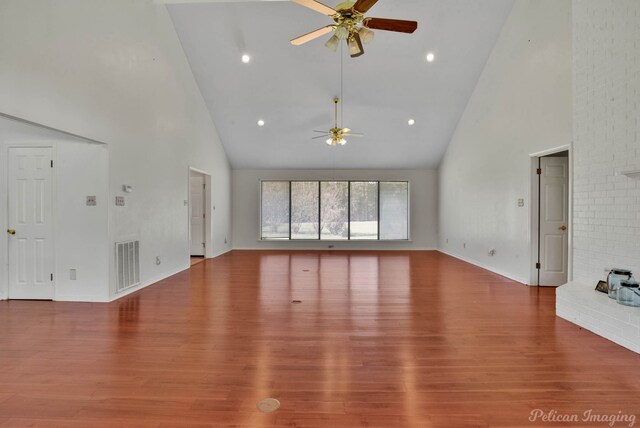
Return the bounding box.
[188,168,212,265]
[529,146,571,286]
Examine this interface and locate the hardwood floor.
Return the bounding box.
[0,250,638,427]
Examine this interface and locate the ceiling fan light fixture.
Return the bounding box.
[325,34,340,52]
[358,27,375,44]
[348,34,364,57]
[335,26,349,40]
[338,138,347,145]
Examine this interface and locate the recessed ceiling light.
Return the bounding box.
[426,52,435,63]
[241,54,251,64]
[408,119,416,126]
[257,119,265,127]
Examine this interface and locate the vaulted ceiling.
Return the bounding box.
[167,0,514,169]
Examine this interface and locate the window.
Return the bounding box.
[349,182,378,240]
[260,181,289,239]
[380,182,409,240]
[261,181,409,241]
[291,181,319,240]
[321,181,348,240]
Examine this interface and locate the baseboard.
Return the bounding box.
[437,249,528,285]
[230,246,437,251]
[211,247,232,258]
[109,263,190,302]
[54,293,109,302]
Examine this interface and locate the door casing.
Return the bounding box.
[529,145,573,286]
[188,167,213,260]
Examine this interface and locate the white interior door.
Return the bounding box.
[539,156,569,286]
[7,147,55,299]
[190,174,205,256]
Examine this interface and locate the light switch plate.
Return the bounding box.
[86,196,97,206]
[115,196,125,206]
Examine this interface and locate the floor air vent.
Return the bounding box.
[116,240,140,293]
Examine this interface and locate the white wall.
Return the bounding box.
[572,0,640,286]
[232,169,438,250]
[438,0,572,284]
[0,0,232,301]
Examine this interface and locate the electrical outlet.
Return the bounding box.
[488,249,496,256]
[70,269,77,280]
[156,256,161,265]
[463,243,466,249]
[446,238,449,244]
[86,196,96,206]
[517,198,525,207]
[115,196,125,206]
[224,237,227,244]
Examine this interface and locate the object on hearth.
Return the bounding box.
[616,280,640,307]
[607,268,633,300]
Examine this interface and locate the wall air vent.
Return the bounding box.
[115,240,140,293]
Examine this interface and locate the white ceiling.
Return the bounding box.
[167,0,514,169]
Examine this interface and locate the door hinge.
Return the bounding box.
[51,160,54,168]
[202,242,206,248]
[50,273,54,281]
[536,262,541,269]
[203,183,206,189]
[536,168,542,175]
[203,213,205,219]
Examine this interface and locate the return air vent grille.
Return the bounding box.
[116,240,140,293]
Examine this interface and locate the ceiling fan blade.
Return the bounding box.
[363,18,418,33]
[313,130,329,133]
[344,133,364,137]
[312,134,330,139]
[341,128,351,133]
[353,0,378,13]
[291,25,335,46]
[349,32,364,58]
[292,0,336,16]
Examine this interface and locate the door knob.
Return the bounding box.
[7,229,16,235]
[559,226,567,231]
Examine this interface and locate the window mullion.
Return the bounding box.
[288,181,292,240]
[347,181,351,240]
[317,181,321,240]
[377,181,381,240]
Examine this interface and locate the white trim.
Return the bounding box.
[188,167,213,259]
[211,247,232,258]
[529,144,570,158]
[438,249,528,285]
[109,263,190,302]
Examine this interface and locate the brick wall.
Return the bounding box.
[573,0,640,285]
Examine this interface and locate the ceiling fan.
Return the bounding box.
[313,97,363,146]
[290,0,418,58]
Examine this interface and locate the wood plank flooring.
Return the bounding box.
[0,250,638,427]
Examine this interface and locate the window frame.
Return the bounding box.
[259,180,411,242]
